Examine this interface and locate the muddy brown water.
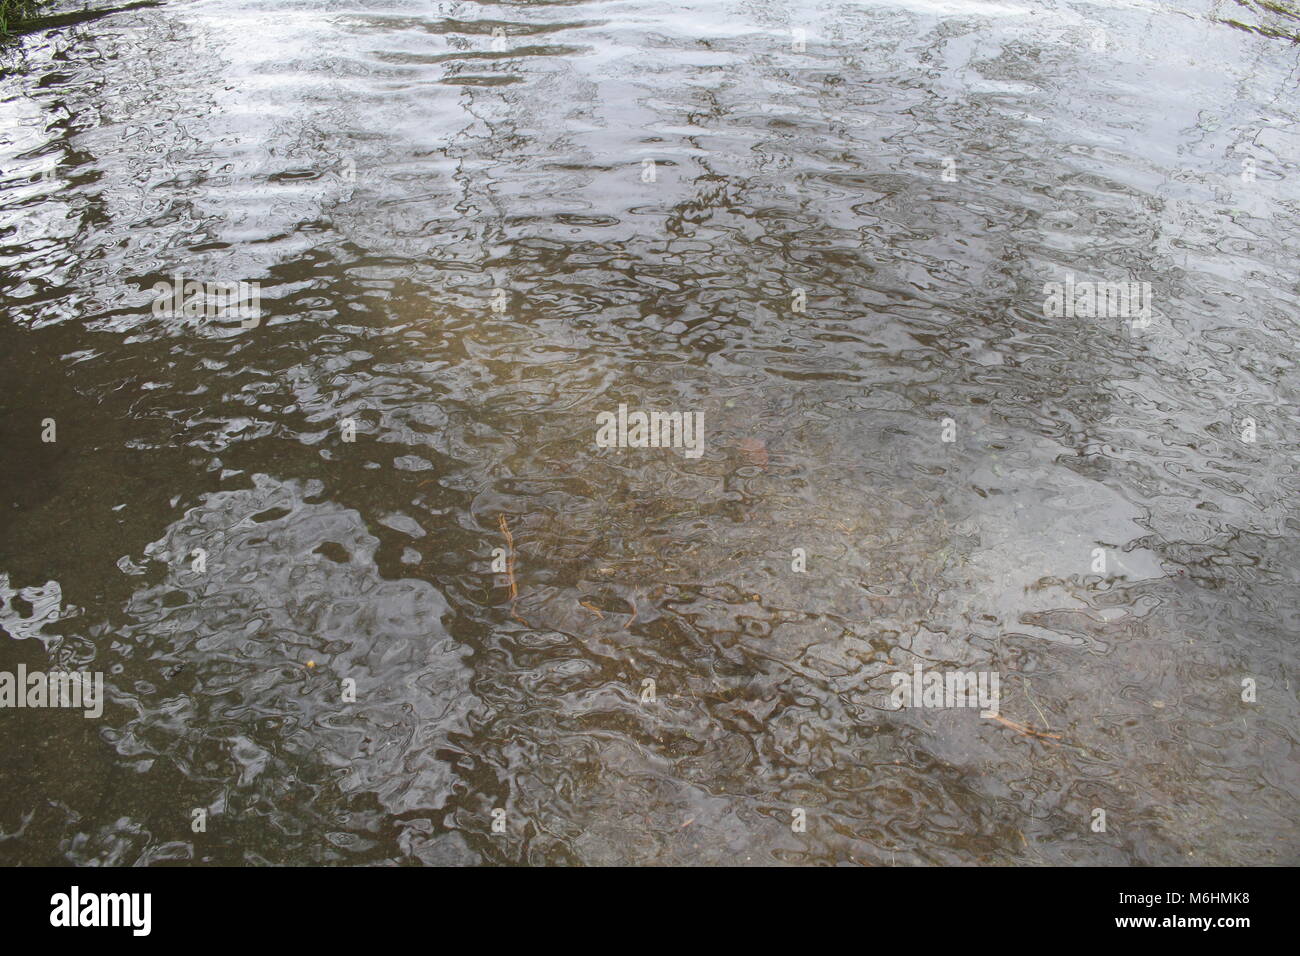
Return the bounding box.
[0,0,1297,865]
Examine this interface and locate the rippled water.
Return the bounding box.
[1,0,1297,865]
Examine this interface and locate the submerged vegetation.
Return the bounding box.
[0,0,41,35]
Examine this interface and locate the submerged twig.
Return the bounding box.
[1019,676,1051,731]
[985,712,1062,741]
[497,514,524,623]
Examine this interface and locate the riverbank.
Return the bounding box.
[0,1,39,34]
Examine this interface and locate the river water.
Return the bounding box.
[0,0,1297,865]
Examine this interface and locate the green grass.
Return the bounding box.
[0,0,41,35]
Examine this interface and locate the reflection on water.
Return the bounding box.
[1,0,1297,865]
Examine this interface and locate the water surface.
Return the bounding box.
[1,0,1298,865]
